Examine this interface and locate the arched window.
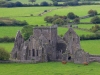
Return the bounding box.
[32,49,35,56]
[37,50,38,56]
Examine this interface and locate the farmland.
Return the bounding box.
[0,62,100,75]
[0,4,100,75]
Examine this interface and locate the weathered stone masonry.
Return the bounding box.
[11,26,100,64]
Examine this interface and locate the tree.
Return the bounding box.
[73,18,80,24]
[53,18,64,26]
[44,16,54,23]
[15,1,23,7]
[67,12,76,19]
[53,1,58,6]
[40,1,49,6]
[91,16,100,24]
[29,0,36,4]
[90,25,100,32]
[0,47,10,60]
[21,25,33,40]
[88,9,98,16]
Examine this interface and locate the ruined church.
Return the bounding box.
[11,26,100,64]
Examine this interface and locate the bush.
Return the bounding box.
[53,1,58,6]
[91,16,100,24]
[80,33,100,40]
[0,47,10,60]
[90,24,100,32]
[67,12,77,20]
[0,36,15,43]
[40,1,49,6]
[0,18,28,26]
[88,9,98,16]
[53,18,64,26]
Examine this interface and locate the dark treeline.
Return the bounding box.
[0,36,14,43]
[0,18,28,26]
[0,0,100,7]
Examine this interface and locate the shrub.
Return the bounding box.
[40,1,49,6]
[0,36,14,43]
[67,12,76,20]
[0,47,10,60]
[88,9,98,16]
[53,1,58,6]
[53,18,64,26]
[91,16,100,24]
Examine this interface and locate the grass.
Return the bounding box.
[78,24,95,29]
[0,5,100,25]
[0,62,100,75]
[0,26,22,37]
[81,40,100,55]
[45,5,100,16]
[58,27,93,36]
[0,43,14,52]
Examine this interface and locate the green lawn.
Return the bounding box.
[0,43,14,52]
[58,27,93,36]
[0,27,22,37]
[0,62,100,75]
[45,5,100,16]
[81,40,100,55]
[78,24,95,29]
[0,5,100,25]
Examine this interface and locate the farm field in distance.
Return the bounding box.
[0,3,100,75]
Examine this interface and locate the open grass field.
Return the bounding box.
[0,26,22,37]
[58,27,93,36]
[78,24,95,29]
[45,5,100,16]
[0,43,13,52]
[0,62,100,75]
[0,5,100,25]
[81,40,100,55]
[0,26,93,37]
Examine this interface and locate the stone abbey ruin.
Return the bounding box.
[11,25,100,64]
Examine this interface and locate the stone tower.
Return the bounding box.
[33,26,57,61]
[11,31,24,60]
[63,27,81,62]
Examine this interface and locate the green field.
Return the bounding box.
[0,26,93,38]
[0,62,100,75]
[0,5,100,25]
[58,27,93,36]
[0,43,13,52]
[78,24,95,29]
[0,27,22,37]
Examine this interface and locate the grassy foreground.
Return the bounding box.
[0,62,100,75]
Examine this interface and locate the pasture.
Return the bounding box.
[0,26,22,37]
[0,5,100,75]
[0,5,100,25]
[0,62,100,75]
[0,27,93,38]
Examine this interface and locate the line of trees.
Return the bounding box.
[1,0,100,7]
[0,18,28,26]
[0,36,14,43]
[44,13,80,26]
